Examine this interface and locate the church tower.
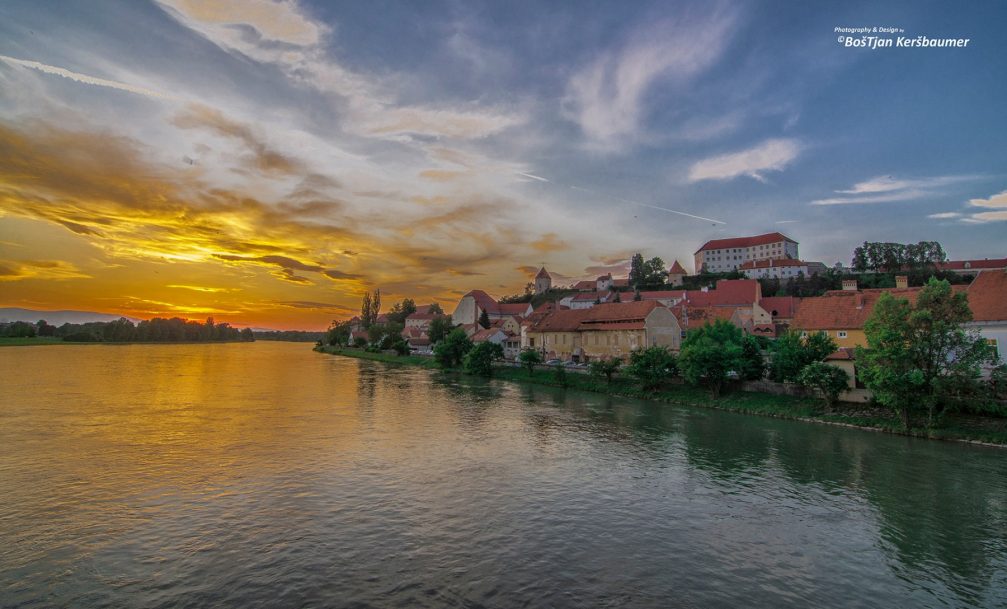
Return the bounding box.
[534,267,552,294]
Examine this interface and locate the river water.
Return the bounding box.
[1,342,1005,608]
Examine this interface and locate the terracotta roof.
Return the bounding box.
[497,303,532,315]
[937,258,1007,271]
[668,260,688,275]
[639,290,687,301]
[572,280,596,291]
[414,304,441,314]
[571,291,611,302]
[596,273,613,281]
[582,300,662,322]
[793,286,967,330]
[582,322,646,331]
[463,290,497,311]
[350,330,368,340]
[536,267,551,279]
[738,258,808,270]
[682,279,759,307]
[967,270,1007,322]
[825,348,856,361]
[695,232,796,254]
[408,337,430,346]
[611,278,630,288]
[752,323,777,336]
[760,296,797,319]
[471,327,506,342]
[527,301,670,333]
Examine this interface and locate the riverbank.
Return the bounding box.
[0,337,253,346]
[316,345,1007,446]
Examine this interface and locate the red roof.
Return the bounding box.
[527,301,670,333]
[937,258,1007,271]
[406,312,439,321]
[668,260,688,275]
[572,280,596,291]
[825,348,856,361]
[536,267,551,279]
[759,296,797,319]
[497,303,531,315]
[695,232,796,254]
[571,291,611,302]
[639,290,687,301]
[967,270,1007,322]
[414,304,441,314]
[682,279,759,307]
[471,327,507,342]
[793,286,968,330]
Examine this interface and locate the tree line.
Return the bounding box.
[1,317,254,343]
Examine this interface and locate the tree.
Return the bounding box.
[518,348,543,375]
[797,362,849,412]
[360,291,373,328]
[858,278,996,428]
[769,331,837,382]
[678,320,744,398]
[428,315,455,344]
[629,253,645,288]
[427,303,444,315]
[625,346,676,390]
[386,298,417,324]
[852,240,947,273]
[612,291,622,303]
[463,341,503,376]
[629,253,668,289]
[478,309,491,329]
[326,320,351,346]
[739,335,765,380]
[434,328,473,368]
[589,357,623,385]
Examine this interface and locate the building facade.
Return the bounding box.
[694,232,799,273]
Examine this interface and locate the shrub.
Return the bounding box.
[518,348,543,375]
[589,357,623,385]
[796,362,850,412]
[463,342,504,376]
[678,320,744,398]
[434,328,473,368]
[625,347,676,390]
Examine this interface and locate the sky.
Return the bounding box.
[1,0,1005,330]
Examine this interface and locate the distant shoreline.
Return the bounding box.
[0,337,254,347]
[315,345,1007,448]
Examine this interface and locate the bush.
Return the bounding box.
[678,320,744,398]
[552,364,568,387]
[796,362,850,412]
[769,331,837,382]
[463,342,504,376]
[353,336,368,348]
[625,347,676,390]
[589,357,623,385]
[518,348,543,375]
[434,328,473,368]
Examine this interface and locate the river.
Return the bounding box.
[1,342,1005,608]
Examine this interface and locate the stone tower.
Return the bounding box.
[534,267,552,294]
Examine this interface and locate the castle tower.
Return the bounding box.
[534,267,552,294]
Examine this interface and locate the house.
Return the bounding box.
[694,232,799,273]
[791,279,969,348]
[738,258,827,281]
[401,326,432,353]
[936,257,1007,276]
[566,291,614,310]
[966,269,1007,366]
[667,260,688,287]
[452,290,533,325]
[404,312,440,331]
[523,301,682,362]
[824,348,859,389]
[534,267,552,294]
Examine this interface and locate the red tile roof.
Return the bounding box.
[471,327,506,342]
[572,280,596,291]
[793,286,967,330]
[406,312,439,321]
[536,267,551,279]
[967,270,1007,322]
[527,301,669,333]
[497,303,532,315]
[759,296,797,319]
[668,260,688,275]
[681,279,759,307]
[571,291,611,302]
[825,348,856,361]
[937,258,1007,271]
[639,290,687,301]
[695,232,796,254]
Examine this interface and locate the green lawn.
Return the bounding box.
[319,345,1007,446]
[0,336,66,346]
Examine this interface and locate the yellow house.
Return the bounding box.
[523,301,682,362]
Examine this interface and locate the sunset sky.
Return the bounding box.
[1,1,1005,330]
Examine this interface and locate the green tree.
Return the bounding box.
[552,363,568,387]
[463,341,504,376]
[858,278,996,428]
[326,320,351,346]
[386,298,417,324]
[769,331,837,382]
[625,346,676,390]
[434,328,473,368]
[518,348,543,375]
[428,315,455,344]
[360,291,373,328]
[427,303,444,315]
[796,362,849,412]
[589,357,623,386]
[739,335,765,380]
[678,320,744,398]
[629,253,668,289]
[478,309,491,329]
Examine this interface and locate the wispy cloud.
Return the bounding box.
[688,138,799,182]
[564,7,737,149]
[966,189,1007,222]
[0,55,179,101]
[0,259,91,282]
[812,174,981,206]
[926,212,961,219]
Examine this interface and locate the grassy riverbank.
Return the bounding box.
[317,345,1007,446]
[0,337,65,346]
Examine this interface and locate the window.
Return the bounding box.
[529,338,535,347]
[838,331,848,339]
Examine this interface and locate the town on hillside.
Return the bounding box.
[329,232,1007,382]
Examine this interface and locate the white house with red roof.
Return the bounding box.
[451,290,533,326]
[966,268,1007,366]
[694,232,799,273]
[738,258,827,281]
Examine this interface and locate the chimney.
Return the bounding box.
[895,275,908,289]
[842,279,858,291]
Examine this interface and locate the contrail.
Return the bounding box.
[0,55,179,101]
[515,171,726,225]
